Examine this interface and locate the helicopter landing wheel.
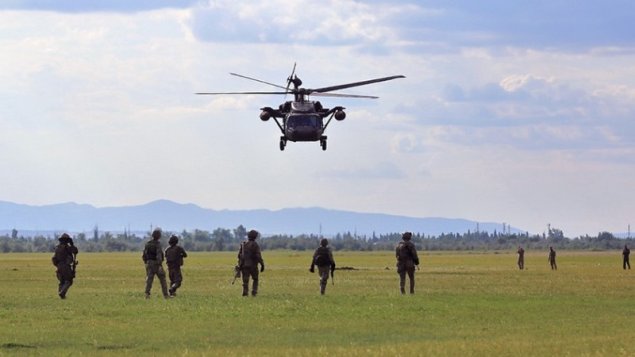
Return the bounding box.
[279,138,287,151]
[320,139,327,151]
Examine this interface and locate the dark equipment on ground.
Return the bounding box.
[196,64,405,151]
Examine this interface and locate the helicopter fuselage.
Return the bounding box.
[260,100,345,151]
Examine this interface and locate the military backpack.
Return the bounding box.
[314,246,331,266]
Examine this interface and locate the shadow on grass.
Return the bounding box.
[95,344,132,350]
[1,343,37,349]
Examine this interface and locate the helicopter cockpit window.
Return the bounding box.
[288,115,320,128]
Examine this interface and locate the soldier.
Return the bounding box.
[165,235,188,296]
[51,233,78,299]
[310,238,336,295]
[395,232,419,294]
[623,244,631,270]
[548,246,557,270]
[142,228,169,299]
[517,246,525,270]
[237,229,265,296]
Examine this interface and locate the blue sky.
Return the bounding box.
[1,0,634,236]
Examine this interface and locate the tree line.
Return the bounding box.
[0,225,632,253]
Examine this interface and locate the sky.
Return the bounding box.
[1,0,634,237]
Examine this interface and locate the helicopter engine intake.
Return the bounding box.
[260,110,271,121]
[335,110,346,121]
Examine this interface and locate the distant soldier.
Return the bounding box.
[237,230,265,296]
[142,228,169,299]
[517,246,525,270]
[165,235,188,296]
[310,238,336,295]
[623,244,631,270]
[548,246,557,270]
[395,232,420,294]
[51,233,78,299]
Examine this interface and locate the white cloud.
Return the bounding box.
[1,2,635,238]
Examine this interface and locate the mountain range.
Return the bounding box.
[0,199,519,237]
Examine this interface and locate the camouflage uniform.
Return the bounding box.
[238,230,265,296]
[517,246,525,270]
[51,233,78,299]
[548,247,557,270]
[623,245,630,270]
[165,235,188,296]
[310,238,336,295]
[142,229,169,298]
[396,232,419,294]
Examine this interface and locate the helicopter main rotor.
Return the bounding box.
[196,70,405,99]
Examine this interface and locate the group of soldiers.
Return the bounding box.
[51,230,629,299]
[516,244,631,271]
[51,230,419,299]
[516,246,558,270]
[142,228,188,298]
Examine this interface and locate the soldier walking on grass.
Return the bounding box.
[310,238,336,295]
[237,230,265,297]
[165,235,188,296]
[548,246,557,270]
[52,233,78,299]
[142,228,169,299]
[623,244,630,270]
[517,246,525,270]
[396,232,419,294]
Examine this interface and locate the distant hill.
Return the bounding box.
[0,199,520,237]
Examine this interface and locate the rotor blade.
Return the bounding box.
[195,91,290,95]
[310,92,378,99]
[229,72,287,90]
[285,62,297,99]
[308,75,405,94]
[287,62,297,88]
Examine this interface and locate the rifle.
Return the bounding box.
[330,265,335,285]
[72,255,78,277]
[231,265,241,285]
[70,240,78,278]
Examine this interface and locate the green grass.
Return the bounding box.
[0,250,633,356]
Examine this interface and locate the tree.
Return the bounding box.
[233,225,247,242]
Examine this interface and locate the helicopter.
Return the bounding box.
[196,64,405,151]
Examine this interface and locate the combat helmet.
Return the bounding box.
[320,238,329,247]
[152,228,162,240]
[58,233,71,243]
[169,235,179,245]
[247,230,259,240]
[402,232,412,240]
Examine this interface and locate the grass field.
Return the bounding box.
[1,250,633,356]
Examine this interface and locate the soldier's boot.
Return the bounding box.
[242,284,249,297]
[171,281,181,296]
[320,283,326,295]
[59,281,72,299]
[399,279,406,295]
[252,280,258,297]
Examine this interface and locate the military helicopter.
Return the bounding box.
[196,64,404,151]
